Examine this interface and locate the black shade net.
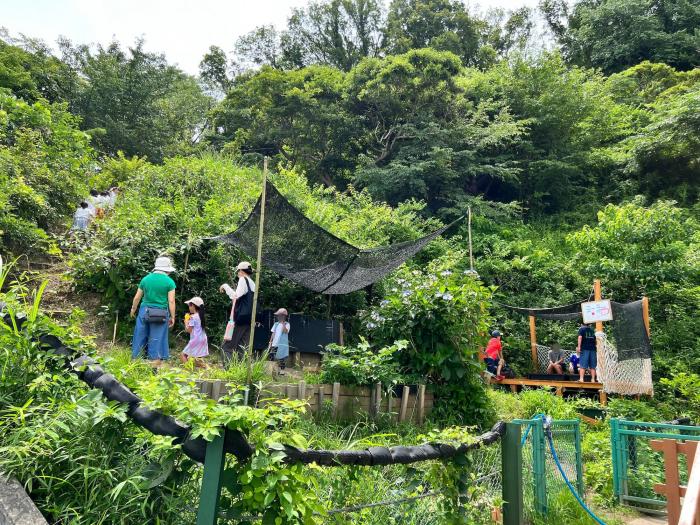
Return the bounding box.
[502,301,584,321]
[504,299,652,361]
[213,181,460,295]
[610,300,652,361]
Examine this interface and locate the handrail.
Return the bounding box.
[679,445,700,525]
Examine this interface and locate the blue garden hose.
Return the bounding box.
[542,415,607,525]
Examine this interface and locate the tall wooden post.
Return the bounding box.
[593,279,603,333]
[642,296,651,338]
[246,157,268,385]
[529,315,538,372]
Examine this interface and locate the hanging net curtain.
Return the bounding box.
[212,181,461,295]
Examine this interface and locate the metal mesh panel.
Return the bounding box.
[597,333,653,395]
[612,420,700,511]
[213,181,458,295]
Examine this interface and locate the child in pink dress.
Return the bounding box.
[180,297,209,367]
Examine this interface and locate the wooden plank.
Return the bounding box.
[418,384,426,423]
[211,380,222,401]
[600,391,607,406]
[498,378,603,390]
[387,391,394,419]
[651,439,682,525]
[642,296,651,337]
[339,322,344,346]
[332,382,340,418]
[529,315,538,372]
[318,386,325,416]
[298,381,306,401]
[399,386,410,423]
[286,384,296,400]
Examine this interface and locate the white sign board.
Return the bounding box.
[581,300,613,324]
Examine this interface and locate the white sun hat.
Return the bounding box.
[153,256,176,273]
[274,308,288,316]
[236,261,253,272]
[184,296,204,307]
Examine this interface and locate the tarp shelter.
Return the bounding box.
[213,181,460,294]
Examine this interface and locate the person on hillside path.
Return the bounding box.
[547,343,565,374]
[485,330,506,381]
[180,296,209,367]
[577,322,597,382]
[220,261,256,359]
[130,256,176,366]
[268,308,290,374]
[71,202,91,231]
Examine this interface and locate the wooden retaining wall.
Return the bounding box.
[195,380,434,424]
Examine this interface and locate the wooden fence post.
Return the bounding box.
[332,382,340,418]
[399,386,410,423]
[529,315,538,372]
[418,384,426,424]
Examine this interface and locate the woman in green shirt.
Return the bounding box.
[130,256,176,364]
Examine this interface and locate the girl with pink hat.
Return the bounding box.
[180,296,209,367]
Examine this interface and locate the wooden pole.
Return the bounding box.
[111,311,119,347]
[529,315,538,372]
[246,157,268,385]
[642,296,651,337]
[399,386,410,422]
[593,279,603,333]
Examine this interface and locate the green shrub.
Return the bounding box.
[320,339,410,387]
[366,252,495,425]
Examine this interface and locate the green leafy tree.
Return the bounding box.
[0,33,78,103]
[211,65,358,185]
[541,0,700,73]
[60,38,211,161]
[383,0,486,66]
[348,49,525,213]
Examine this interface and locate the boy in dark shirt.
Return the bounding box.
[577,323,597,382]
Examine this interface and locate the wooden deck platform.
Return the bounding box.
[497,377,607,405]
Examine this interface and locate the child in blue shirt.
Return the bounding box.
[569,352,580,375]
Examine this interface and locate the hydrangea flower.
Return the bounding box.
[402,289,412,297]
[440,270,452,276]
[367,322,377,329]
[380,300,390,307]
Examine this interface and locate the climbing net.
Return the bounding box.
[596,332,653,396]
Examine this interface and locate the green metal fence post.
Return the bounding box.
[610,418,622,502]
[574,421,585,496]
[532,418,548,515]
[196,433,227,525]
[502,422,523,525]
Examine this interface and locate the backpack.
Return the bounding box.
[233,277,255,324]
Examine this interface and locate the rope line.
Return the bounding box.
[543,416,607,525]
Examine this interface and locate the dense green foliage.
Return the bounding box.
[0,2,699,521]
[0,90,93,254]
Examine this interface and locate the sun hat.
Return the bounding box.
[491,330,501,337]
[184,296,204,307]
[274,308,288,316]
[153,256,176,273]
[236,261,253,272]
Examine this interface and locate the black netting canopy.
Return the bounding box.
[213,181,460,295]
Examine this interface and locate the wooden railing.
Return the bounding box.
[680,442,700,525]
[651,439,700,525]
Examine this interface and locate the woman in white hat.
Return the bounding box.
[130,256,176,365]
[180,296,209,367]
[219,261,256,359]
[268,308,290,374]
